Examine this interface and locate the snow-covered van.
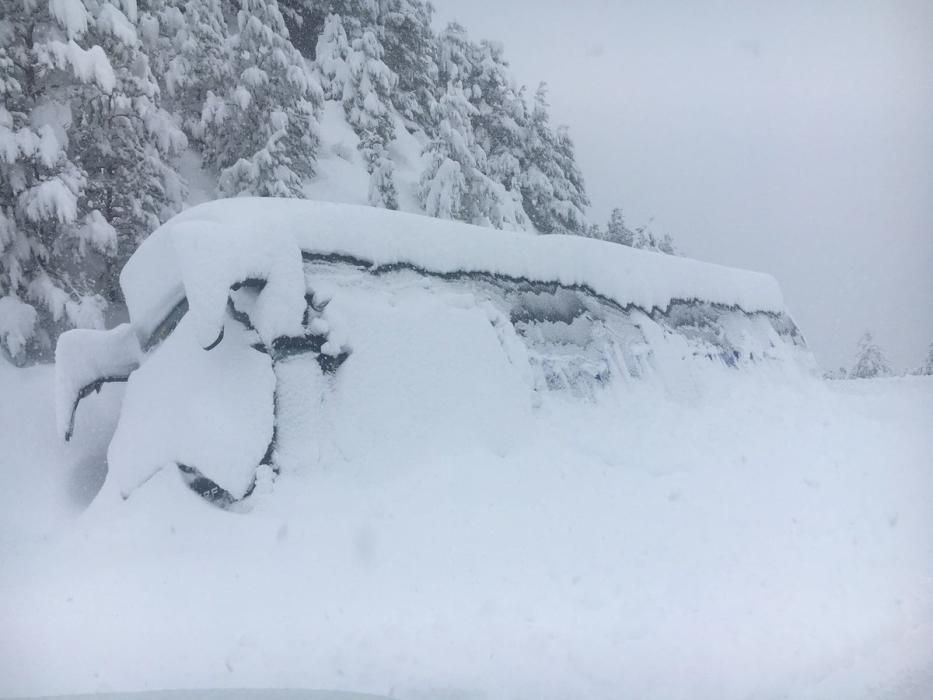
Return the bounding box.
[56,199,811,508]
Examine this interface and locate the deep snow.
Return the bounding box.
[1,355,931,699]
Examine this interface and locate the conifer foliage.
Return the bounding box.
[345,28,399,209]
[850,332,892,379]
[914,341,933,376]
[419,83,517,228]
[1,0,601,363]
[204,0,323,198]
[519,85,588,235]
[0,0,182,362]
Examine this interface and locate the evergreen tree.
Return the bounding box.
[374,0,437,127]
[315,12,351,101]
[345,29,398,209]
[604,208,632,246]
[436,22,475,90]
[317,15,397,208]
[278,0,325,56]
[470,41,527,212]
[583,223,602,240]
[520,84,588,234]
[915,341,933,376]
[144,0,231,146]
[418,83,473,222]
[1,1,95,362]
[850,331,892,379]
[551,124,589,232]
[77,0,188,284]
[202,0,323,197]
[419,83,524,229]
[632,219,656,249]
[1,0,182,362]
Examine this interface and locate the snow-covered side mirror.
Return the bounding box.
[55,324,142,442]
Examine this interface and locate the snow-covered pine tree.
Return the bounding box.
[550,125,589,233]
[632,219,656,250]
[604,208,632,246]
[203,0,323,198]
[1,2,90,362]
[600,210,676,253]
[0,0,158,362]
[142,0,231,146]
[418,83,472,222]
[436,21,475,90]
[583,223,602,239]
[75,0,187,284]
[316,12,351,100]
[345,29,398,209]
[915,341,933,376]
[850,331,892,379]
[374,0,437,128]
[419,83,524,229]
[470,40,529,228]
[520,84,588,235]
[326,0,377,40]
[278,0,324,56]
[317,15,398,208]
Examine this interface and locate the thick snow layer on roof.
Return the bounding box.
[170,220,306,348]
[121,198,789,337]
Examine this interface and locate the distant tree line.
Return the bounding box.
[825,332,933,379]
[583,207,677,254]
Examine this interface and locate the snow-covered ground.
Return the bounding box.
[1,352,931,699]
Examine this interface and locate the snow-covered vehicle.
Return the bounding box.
[56,199,811,508]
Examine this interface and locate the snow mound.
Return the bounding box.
[58,199,812,505]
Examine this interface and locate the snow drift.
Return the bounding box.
[55,198,812,506]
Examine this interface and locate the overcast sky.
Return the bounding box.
[429,0,933,372]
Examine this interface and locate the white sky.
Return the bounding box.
[429,0,933,372]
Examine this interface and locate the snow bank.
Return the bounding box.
[121,199,790,340]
